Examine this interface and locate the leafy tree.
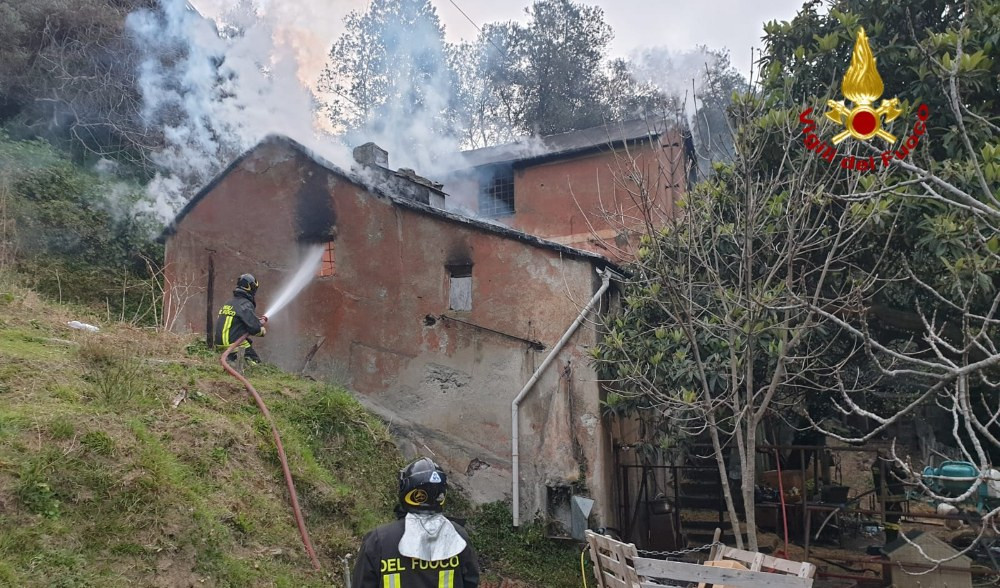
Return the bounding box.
[461,0,656,138]
[594,88,883,549]
[0,0,157,170]
[762,3,1000,543]
[512,0,614,135]
[452,23,529,148]
[319,0,461,145]
[598,0,1000,554]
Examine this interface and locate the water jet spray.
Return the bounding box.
[263,244,326,320]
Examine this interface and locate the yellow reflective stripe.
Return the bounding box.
[438,569,454,588]
[383,573,400,588]
[221,315,233,346]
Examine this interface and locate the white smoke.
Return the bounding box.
[627,45,725,123]
[628,45,742,170]
[128,0,350,222]
[327,1,466,180]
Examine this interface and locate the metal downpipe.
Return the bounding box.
[511,267,613,527]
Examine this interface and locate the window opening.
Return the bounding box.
[478,165,515,217]
[317,241,336,277]
[447,264,472,311]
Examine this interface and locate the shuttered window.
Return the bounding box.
[447,264,472,312]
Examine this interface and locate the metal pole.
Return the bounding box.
[805,506,811,560]
[800,448,807,542]
[879,456,887,535]
[673,466,682,549]
[622,465,631,541]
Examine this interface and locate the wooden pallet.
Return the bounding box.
[585,529,816,588]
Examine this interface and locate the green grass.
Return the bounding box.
[0,284,402,587]
[0,282,587,586]
[466,502,588,588]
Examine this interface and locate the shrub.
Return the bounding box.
[78,341,148,405]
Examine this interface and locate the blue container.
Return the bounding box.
[923,461,979,495]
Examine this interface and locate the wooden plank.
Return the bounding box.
[797,562,814,579]
[717,546,815,576]
[699,560,749,588]
[634,558,813,588]
[599,574,628,588]
[597,553,628,573]
[707,528,722,562]
[586,531,639,588]
[586,532,605,588]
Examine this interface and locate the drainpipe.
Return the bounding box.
[511,267,614,527]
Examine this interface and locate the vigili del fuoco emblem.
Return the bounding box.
[798,26,930,172]
[825,27,902,144]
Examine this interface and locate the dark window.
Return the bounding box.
[447,264,472,312]
[478,165,515,217]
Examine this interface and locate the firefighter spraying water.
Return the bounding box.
[215,273,267,364]
[216,246,328,572]
[215,245,325,365]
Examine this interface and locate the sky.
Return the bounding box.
[190,0,807,83]
[433,0,806,75]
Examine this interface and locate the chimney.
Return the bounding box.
[353,142,388,168]
[352,141,448,209]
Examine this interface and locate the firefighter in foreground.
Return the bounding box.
[215,273,267,364]
[352,457,480,587]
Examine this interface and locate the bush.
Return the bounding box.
[78,341,149,405]
[467,501,585,588]
[0,132,164,325]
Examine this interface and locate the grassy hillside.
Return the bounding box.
[0,281,590,588]
[0,281,402,587]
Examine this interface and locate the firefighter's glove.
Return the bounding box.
[258,327,267,337]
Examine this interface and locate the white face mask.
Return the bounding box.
[398,513,467,562]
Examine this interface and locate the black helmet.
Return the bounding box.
[398,457,447,513]
[236,273,259,295]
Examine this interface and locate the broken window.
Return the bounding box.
[478,165,515,217]
[317,241,336,277]
[447,264,472,312]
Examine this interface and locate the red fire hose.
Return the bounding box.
[220,334,321,571]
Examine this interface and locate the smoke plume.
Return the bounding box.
[322,0,467,179]
[128,0,349,222]
[627,46,723,121]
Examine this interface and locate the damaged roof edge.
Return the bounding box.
[455,118,676,170]
[158,134,621,271]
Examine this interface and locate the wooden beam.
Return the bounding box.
[634,558,813,588]
[717,546,816,577]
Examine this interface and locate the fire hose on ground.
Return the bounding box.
[220,333,322,571]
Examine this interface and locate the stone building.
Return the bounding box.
[162,134,638,529]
